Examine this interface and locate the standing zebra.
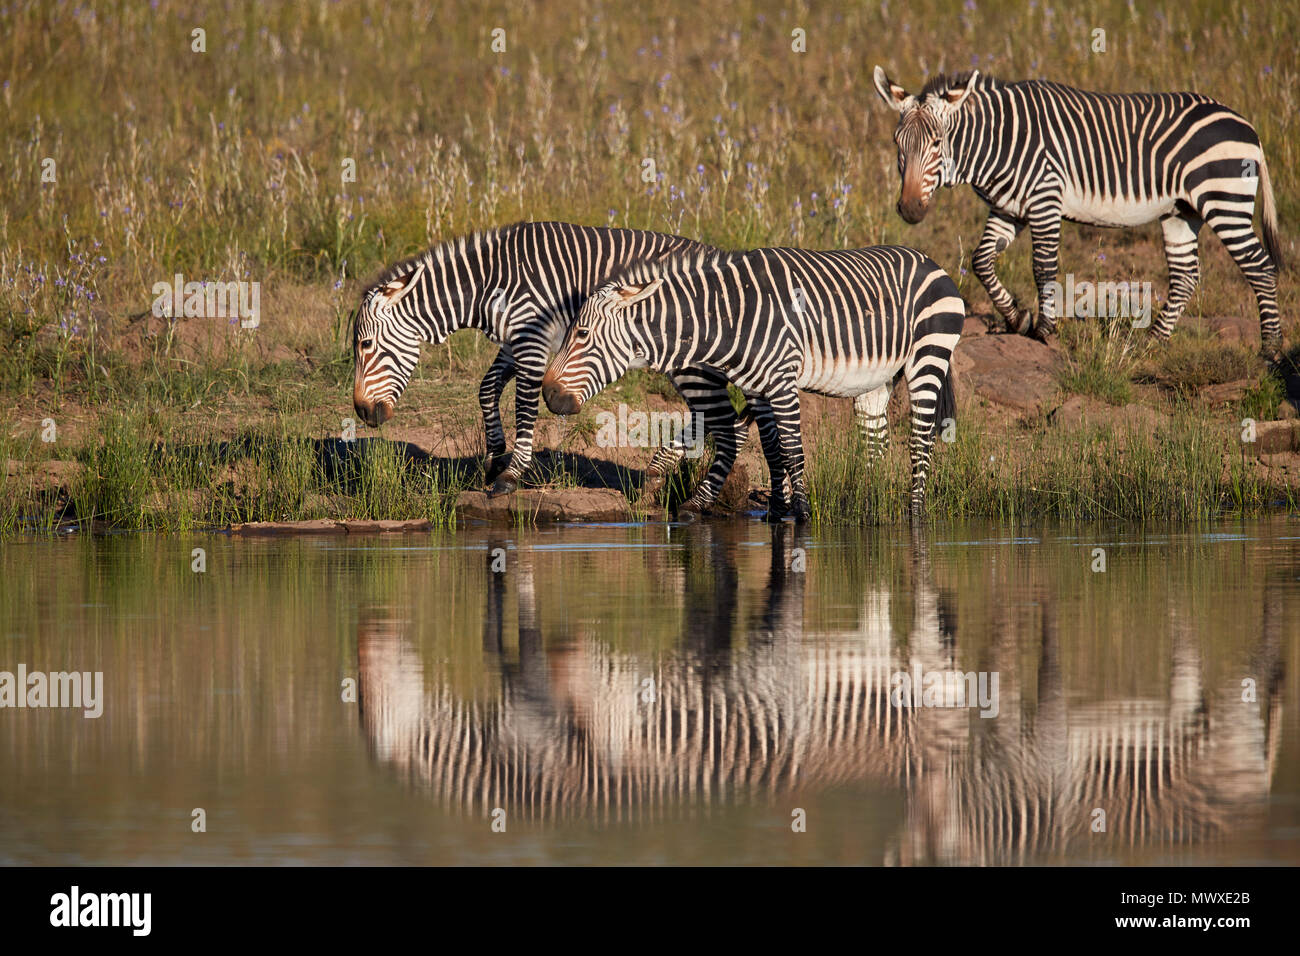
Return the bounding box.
[351,221,766,508]
[541,246,965,520]
[873,68,1284,352]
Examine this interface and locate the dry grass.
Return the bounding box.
[1,0,1298,531]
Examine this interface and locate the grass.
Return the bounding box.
[1,406,467,535]
[2,1,1298,535]
[1058,317,1144,405]
[807,409,1296,526]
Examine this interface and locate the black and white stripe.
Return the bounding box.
[351,221,762,500]
[542,245,965,520]
[874,68,1284,352]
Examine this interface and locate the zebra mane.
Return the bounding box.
[364,221,525,291]
[918,70,1001,99]
[604,246,731,289]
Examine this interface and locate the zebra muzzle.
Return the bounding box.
[542,380,582,416]
[897,196,929,224]
[354,396,394,427]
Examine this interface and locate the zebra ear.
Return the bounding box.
[873,66,909,111]
[380,263,424,303]
[945,70,980,108]
[613,277,664,309]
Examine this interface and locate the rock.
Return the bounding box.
[229,518,435,535]
[1246,421,1300,456]
[455,487,631,523]
[961,316,989,338]
[951,333,1061,412]
[5,458,84,489]
[1200,379,1253,405]
[1182,316,1261,347]
[1049,396,1166,436]
[714,462,751,513]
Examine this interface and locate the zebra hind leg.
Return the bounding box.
[1149,211,1203,342]
[1204,208,1283,356]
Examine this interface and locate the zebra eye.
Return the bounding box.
[360,339,374,349]
[575,328,590,340]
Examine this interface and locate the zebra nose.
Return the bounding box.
[897,197,927,224]
[543,381,581,415]
[354,396,393,427]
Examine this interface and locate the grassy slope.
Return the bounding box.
[1,0,1298,532]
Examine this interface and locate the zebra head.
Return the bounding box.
[352,263,429,427]
[541,276,665,415]
[873,67,980,224]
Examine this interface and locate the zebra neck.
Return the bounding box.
[420,229,510,341]
[946,92,1000,190]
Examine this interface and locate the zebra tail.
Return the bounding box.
[937,363,956,429]
[1259,154,1284,272]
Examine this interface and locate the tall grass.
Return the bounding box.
[808,411,1295,525]
[1,407,466,536]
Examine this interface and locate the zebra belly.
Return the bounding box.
[1058,186,1176,227]
[796,354,900,398]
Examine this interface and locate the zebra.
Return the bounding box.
[541,245,965,520]
[872,68,1284,353]
[351,220,772,510]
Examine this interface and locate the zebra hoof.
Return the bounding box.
[483,454,510,484]
[792,502,811,525]
[764,502,788,523]
[675,505,702,524]
[487,475,518,498]
[1260,335,1283,361]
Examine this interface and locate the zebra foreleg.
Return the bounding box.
[748,395,788,521]
[768,383,811,524]
[487,362,544,497]
[1150,212,1203,341]
[1028,210,1063,340]
[971,210,1028,332]
[479,349,517,483]
[647,370,742,508]
[677,409,743,519]
[853,385,891,462]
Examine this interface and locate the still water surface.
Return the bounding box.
[2,518,1298,865]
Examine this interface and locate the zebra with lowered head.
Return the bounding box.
[351,221,773,510]
[541,245,965,520]
[873,68,1285,353]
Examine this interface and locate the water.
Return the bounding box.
[2,518,1298,865]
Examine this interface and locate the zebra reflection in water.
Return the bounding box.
[355,529,1283,864]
